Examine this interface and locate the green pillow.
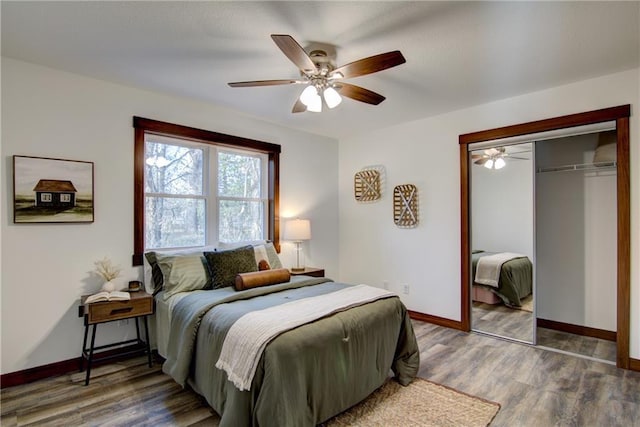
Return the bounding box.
[155,253,212,299]
[204,246,258,289]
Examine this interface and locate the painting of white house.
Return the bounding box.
[13,155,94,223]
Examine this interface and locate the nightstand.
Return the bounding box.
[79,291,154,385]
[289,267,325,278]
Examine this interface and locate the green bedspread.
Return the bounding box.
[163,277,419,427]
[472,251,533,306]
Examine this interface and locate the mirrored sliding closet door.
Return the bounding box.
[469,142,535,344]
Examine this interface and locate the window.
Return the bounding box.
[41,193,52,202]
[60,194,71,203]
[133,117,280,266]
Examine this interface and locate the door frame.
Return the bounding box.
[459,105,631,369]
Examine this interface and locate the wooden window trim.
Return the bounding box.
[459,104,631,369]
[132,117,281,266]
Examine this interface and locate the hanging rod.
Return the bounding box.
[536,161,617,173]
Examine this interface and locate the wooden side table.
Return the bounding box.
[290,267,325,278]
[79,291,154,385]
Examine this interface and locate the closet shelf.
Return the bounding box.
[536,161,617,173]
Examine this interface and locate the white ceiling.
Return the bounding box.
[2,1,639,139]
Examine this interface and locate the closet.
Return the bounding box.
[535,131,617,362]
[459,105,631,369]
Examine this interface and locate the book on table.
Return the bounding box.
[85,291,130,304]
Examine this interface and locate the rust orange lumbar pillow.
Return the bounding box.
[258,259,271,271]
[235,268,290,291]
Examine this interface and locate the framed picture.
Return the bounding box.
[13,155,94,223]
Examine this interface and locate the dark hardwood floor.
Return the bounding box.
[2,320,638,426]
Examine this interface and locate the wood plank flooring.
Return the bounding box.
[537,327,617,363]
[472,299,617,363]
[2,320,639,426]
[472,301,534,342]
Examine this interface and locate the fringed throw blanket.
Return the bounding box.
[475,252,526,288]
[215,284,394,391]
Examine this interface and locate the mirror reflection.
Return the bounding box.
[470,142,534,343]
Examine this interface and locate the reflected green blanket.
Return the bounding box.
[163,277,419,427]
[472,251,532,306]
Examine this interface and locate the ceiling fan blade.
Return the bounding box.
[335,83,386,105]
[471,154,485,160]
[228,79,300,87]
[330,51,406,79]
[509,156,530,160]
[271,34,317,74]
[292,98,306,113]
[474,158,488,165]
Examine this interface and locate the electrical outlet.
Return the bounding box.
[402,284,410,294]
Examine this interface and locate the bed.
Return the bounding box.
[148,244,419,427]
[471,251,532,307]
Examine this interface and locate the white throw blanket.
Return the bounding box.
[215,284,394,391]
[475,252,525,288]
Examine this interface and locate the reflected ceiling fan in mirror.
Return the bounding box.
[472,147,529,170]
[228,34,406,113]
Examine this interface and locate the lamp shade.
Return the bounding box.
[323,87,342,109]
[283,219,311,241]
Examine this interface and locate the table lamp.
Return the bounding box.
[283,218,311,272]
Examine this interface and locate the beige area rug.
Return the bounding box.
[324,378,500,427]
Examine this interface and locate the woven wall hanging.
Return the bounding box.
[393,184,418,228]
[354,169,381,202]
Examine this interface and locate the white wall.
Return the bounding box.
[338,68,639,358]
[0,58,339,374]
[471,147,534,260]
[535,134,617,331]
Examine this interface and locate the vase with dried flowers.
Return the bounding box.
[94,257,122,292]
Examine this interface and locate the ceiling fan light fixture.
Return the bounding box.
[323,86,342,109]
[299,85,319,106]
[494,157,506,169]
[228,35,406,114]
[484,159,494,169]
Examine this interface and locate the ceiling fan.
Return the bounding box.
[472,147,529,170]
[227,34,406,113]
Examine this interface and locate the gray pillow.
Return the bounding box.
[155,253,212,299]
[144,251,164,295]
[204,245,258,289]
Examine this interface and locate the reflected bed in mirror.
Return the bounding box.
[471,250,534,343]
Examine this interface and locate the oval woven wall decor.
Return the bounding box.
[393,184,418,228]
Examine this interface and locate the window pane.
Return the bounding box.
[145,197,205,248]
[145,141,203,195]
[219,200,264,242]
[218,152,261,198]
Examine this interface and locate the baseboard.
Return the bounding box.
[408,310,463,330]
[630,358,640,372]
[1,345,155,389]
[537,318,616,342]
